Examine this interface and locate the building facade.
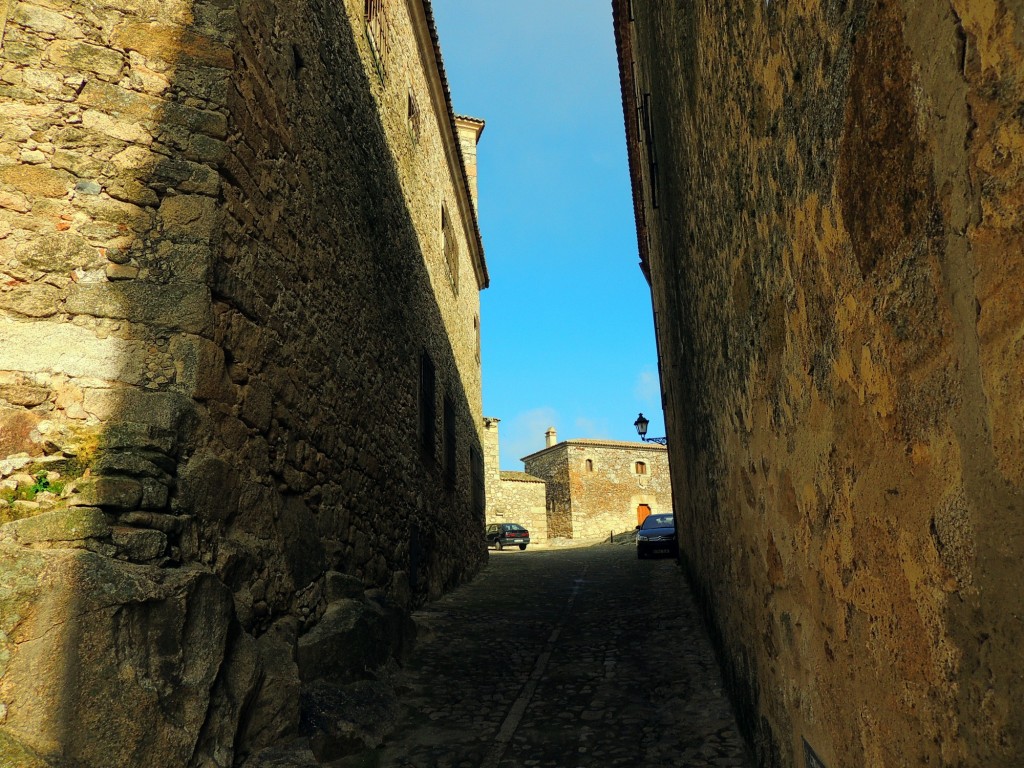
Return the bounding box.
[615,2,1024,766]
[0,1,486,765]
[522,428,672,541]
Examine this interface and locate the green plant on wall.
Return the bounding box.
[0,473,65,505]
[26,472,64,500]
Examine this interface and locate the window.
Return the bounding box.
[474,315,481,364]
[418,353,436,462]
[441,204,458,294]
[443,395,456,491]
[641,93,660,209]
[585,459,594,472]
[407,88,421,143]
[635,461,647,475]
[365,0,388,81]
[470,445,485,518]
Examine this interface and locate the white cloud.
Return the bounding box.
[500,407,558,468]
[574,416,610,439]
[634,367,660,405]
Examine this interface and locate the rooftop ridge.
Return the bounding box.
[520,437,668,462]
[499,470,546,483]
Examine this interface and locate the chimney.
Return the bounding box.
[545,426,557,448]
[454,115,485,212]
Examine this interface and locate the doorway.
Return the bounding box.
[637,504,651,525]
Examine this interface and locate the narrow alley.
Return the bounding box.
[370,544,752,767]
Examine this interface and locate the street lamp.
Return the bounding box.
[633,413,667,445]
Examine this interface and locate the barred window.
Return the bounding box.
[365,0,388,81]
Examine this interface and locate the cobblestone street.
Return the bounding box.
[370,543,753,767]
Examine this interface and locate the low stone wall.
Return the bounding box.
[489,471,548,540]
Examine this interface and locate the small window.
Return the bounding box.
[419,353,436,462]
[635,461,647,475]
[407,89,421,142]
[442,204,458,294]
[585,459,593,472]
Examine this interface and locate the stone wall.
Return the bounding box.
[616,1,1024,766]
[522,443,572,539]
[0,0,487,765]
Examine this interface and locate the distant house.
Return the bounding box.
[484,419,673,541]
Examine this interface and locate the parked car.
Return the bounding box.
[635,513,677,559]
[486,522,530,551]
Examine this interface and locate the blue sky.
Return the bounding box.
[432,1,665,469]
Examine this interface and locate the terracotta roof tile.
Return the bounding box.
[500,471,546,483]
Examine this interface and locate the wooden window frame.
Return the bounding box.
[442,204,459,294]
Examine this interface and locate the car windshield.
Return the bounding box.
[641,515,674,530]
[502,524,526,531]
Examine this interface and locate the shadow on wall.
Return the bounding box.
[0,1,483,765]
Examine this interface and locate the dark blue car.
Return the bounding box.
[635,514,677,559]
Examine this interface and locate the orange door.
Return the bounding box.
[637,504,652,525]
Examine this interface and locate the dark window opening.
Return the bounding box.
[470,445,485,519]
[642,92,660,209]
[585,459,594,472]
[443,395,456,491]
[474,315,481,364]
[408,89,421,142]
[419,353,436,463]
[442,204,458,294]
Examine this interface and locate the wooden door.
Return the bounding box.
[637,504,652,525]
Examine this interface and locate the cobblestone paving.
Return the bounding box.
[367,543,753,767]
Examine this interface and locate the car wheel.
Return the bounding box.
[495,540,503,551]
[519,544,527,550]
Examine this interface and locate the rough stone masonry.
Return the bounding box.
[616,1,1024,767]
[0,0,488,765]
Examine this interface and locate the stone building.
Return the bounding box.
[482,416,548,539]
[522,427,671,541]
[0,0,488,765]
[615,2,1024,766]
